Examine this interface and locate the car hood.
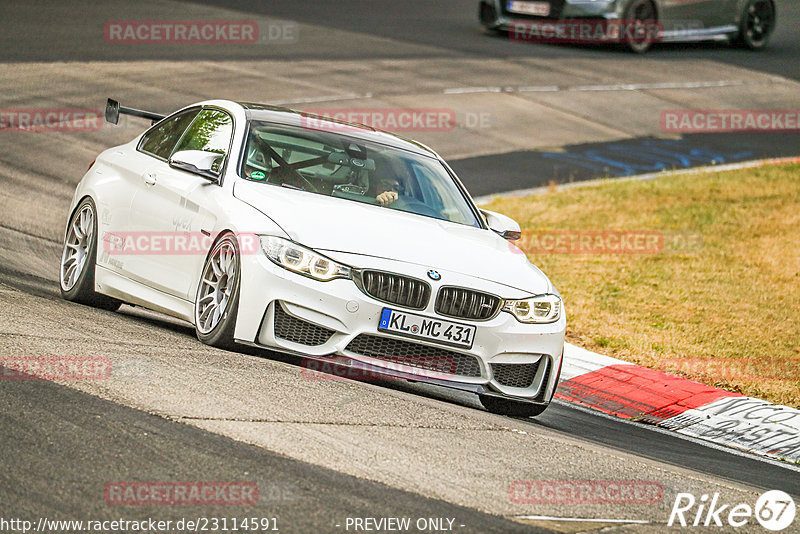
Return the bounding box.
[234,180,551,294]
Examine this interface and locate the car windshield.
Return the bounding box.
[240,121,481,227]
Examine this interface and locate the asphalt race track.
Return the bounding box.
[0,373,545,533]
[1,1,798,532]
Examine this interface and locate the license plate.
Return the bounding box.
[378,308,476,349]
[507,1,550,16]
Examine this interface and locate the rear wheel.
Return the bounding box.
[479,1,501,33]
[480,395,549,417]
[735,0,775,50]
[194,233,241,349]
[59,198,121,311]
[623,0,658,54]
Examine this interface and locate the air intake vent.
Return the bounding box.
[356,270,430,310]
[491,361,542,389]
[345,334,482,378]
[274,302,335,346]
[435,287,501,321]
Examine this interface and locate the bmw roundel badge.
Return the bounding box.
[427,270,441,281]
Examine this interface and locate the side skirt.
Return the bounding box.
[95,265,195,323]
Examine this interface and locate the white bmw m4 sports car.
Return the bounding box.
[60,98,565,416]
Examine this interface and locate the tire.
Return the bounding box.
[194,233,241,350]
[59,197,121,311]
[479,1,496,28]
[735,0,775,50]
[622,0,658,54]
[480,395,550,417]
[479,1,503,35]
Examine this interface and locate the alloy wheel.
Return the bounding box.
[196,238,238,334]
[744,0,775,48]
[60,205,94,291]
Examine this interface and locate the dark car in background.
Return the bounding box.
[480,0,776,53]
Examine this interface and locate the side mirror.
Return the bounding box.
[169,150,224,182]
[481,209,522,241]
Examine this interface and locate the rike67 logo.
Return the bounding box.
[669,490,795,531]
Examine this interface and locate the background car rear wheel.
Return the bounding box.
[194,233,241,350]
[623,0,658,54]
[735,0,775,50]
[479,1,498,31]
[479,395,549,417]
[59,198,121,311]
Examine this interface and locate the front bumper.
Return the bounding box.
[481,0,622,30]
[234,250,566,402]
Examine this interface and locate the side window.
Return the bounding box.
[139,109,200,160]
[409,162,443,210]
[172,109,233,173]
[409,161,473,226]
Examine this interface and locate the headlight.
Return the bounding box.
[259,236,352,281]
[502,294,561,324]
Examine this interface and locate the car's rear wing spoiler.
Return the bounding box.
[105,98,166,125]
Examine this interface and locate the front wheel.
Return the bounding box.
[623,0,658,54]
[59,198,121,311]
[480,395,550,417]
[194,233,241,349]
[735,0,775,50]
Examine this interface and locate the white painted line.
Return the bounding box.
[568,80,746,92]
[447,80,751,95]
[473,156,800,205]
[514,515,649,524]
[517,85,560,92]
[269,92,373,105]
[647,80,746,89]
[443,87,503,94]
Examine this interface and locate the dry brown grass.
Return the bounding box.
[484,164,800,407]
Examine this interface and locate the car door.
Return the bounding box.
[100,108,200,279]
[658,0,729,30]
[128,108,233,300]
